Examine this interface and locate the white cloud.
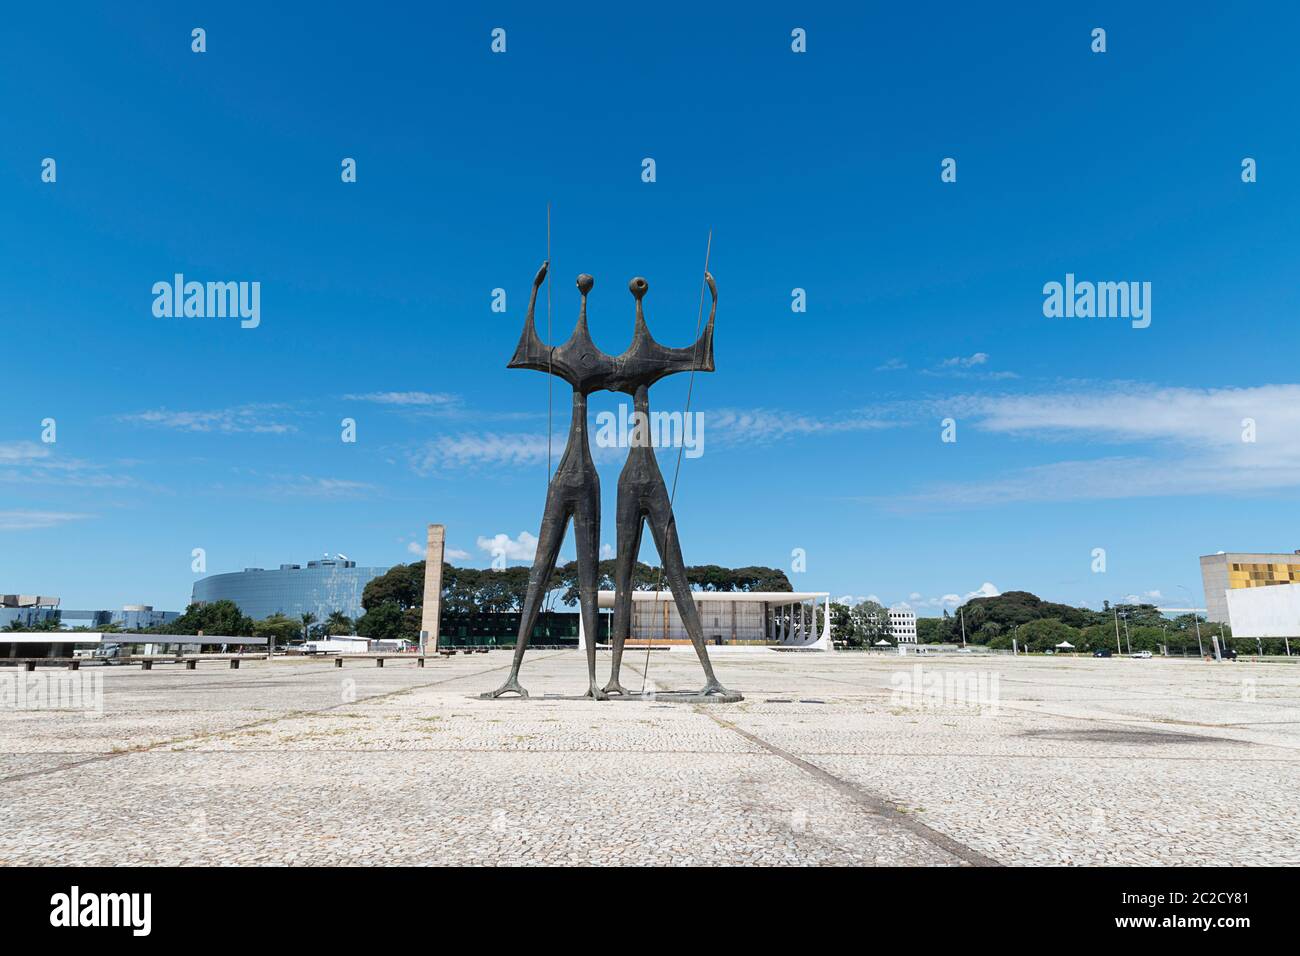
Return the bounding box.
[0,441,50,462]
[0,510,92,530]
[833,594,876,606]
[344,391,459,407]
[940,352,989,368]
[905,583,999,610]
[476,531,538,562]
[875,358,907,372]
[411,433,550,472]
[294,477,375,497]
[407,540,470,560]
[600,543,615,559]
[923,354,1016,380]
[965,385,1300,446]
[706,408,896,446]
[0,442,138,489]
[406,404,903,473]
[119,405,295,434]
[898,384,1300,506]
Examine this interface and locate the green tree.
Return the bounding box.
[916,617,948,644]
[161,601,254,637]
[1018,618,1081,653]
[828,602,854,644]
[255,613,304,645]
[849,600,892,646]
[299,612,318,642]
[356,602,408,642]
[326,610,354,635]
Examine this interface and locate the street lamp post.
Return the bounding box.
[1177,585,1205,658]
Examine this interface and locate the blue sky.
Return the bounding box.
[3,3,1299,615]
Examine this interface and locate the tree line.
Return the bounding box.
[355,560,793,643]
[33,561,791,644]
[831,590,1260,654]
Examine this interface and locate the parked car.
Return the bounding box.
[1130,650,1152,659]
[1093,649,1112,658]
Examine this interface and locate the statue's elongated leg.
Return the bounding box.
[481,490,570,699]
[573,490,608,701]
[645,484,736,698]
[604,483,644,696]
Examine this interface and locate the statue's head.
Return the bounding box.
[628,276,648,300]
[577,274,594,295]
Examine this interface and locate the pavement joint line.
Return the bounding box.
[0,655,545,786]
[700,708,1002,866]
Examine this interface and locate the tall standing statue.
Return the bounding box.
[482,261,738,702]
[483,261,614,700]
[602,275,736,699]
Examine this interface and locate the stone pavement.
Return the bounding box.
[1,650,1297,865]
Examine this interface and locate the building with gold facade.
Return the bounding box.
[1200,551,1300,626]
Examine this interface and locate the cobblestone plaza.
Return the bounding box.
[2,652,1296,866]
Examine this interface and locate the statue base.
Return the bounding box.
[477,689,744,704]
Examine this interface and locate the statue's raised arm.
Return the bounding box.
[507,260,552,372]
[614,272,716,389]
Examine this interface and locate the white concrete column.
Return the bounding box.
[419,524,445,653]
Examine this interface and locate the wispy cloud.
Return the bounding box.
[896,384,1300,506]
[923,352,1017,380]
[707,408,897,445]
[343,391,460,407]
[0,510,93,530]
[410,433,551,473]
[406,406,901,473]
[118,404,296,434]
[0,441,138,489]
[258,475,378,498]
[0,441,50,463]
[941,352,989,368]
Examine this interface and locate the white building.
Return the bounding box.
[888,606,918,643]
[580,590,832,651]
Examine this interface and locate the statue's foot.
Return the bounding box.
[698,679,736,698]
[481,678,529,699]
[602,679,630,696]
[584,683,610,701]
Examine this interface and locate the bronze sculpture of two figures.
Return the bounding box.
[482,261,738,702]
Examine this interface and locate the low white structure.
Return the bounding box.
[1224,583,1300,638]
[301,636,371,654]
[580,590,832,651]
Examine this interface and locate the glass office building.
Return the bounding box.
[192,559,389,622]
